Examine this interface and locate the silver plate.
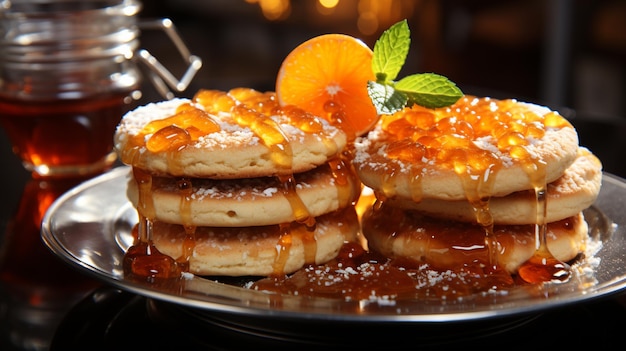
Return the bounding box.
[41,166,626,322]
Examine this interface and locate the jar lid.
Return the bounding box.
[0,1,202,100]
[0,0,141,64]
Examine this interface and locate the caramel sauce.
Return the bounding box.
[122,88,347,280]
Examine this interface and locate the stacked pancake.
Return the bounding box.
[114,88,361,277]
[353,96,603,274]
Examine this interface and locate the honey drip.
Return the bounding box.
[123,168,184,281]
[278,173,315,226]
[327,154,359,207]
[324,99,357,142]
[123,222,181,280]
[174,178,195,270]
[273,223,294,275]
[272,172,317,275]
[517,185,571,283]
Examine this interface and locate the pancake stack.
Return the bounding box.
[353,96,603,274]
[114,88,361,277]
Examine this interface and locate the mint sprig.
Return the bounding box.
[367,20,463,114]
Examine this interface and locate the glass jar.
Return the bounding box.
[0,0,201,179]
[0,0,143,178]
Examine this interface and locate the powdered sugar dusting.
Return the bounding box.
[115,97,344,150]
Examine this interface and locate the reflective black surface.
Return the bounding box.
[52,285,626,350]
[0,133,102,351]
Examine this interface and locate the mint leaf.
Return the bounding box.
[371,19,410,83]
[368,20,463,114]
[395,73,464,108]
[367,81,408,115]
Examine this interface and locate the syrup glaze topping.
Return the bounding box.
[358,96,577,283]
[120,88,355,281]
[118,88,331,173]
[372,95,573,203]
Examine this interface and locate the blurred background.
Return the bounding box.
[2,0,626,204]
[2,0,625,195]
[134,0,626,177]
[139,0,626,120]
[6,0,624,181]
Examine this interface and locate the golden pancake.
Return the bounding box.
[362,203,588,274]
[126,163,361,227]
[353,97,580,201]
[386,148,602,224]
[114,94,347,178]
[151,206,360,276]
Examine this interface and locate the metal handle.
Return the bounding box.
[137,18,202,100]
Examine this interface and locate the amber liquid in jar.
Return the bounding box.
[0,92,136,177]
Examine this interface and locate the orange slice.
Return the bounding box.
[276,34,378,138]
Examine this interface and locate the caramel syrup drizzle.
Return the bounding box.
[378,96,574,283]
[122,88,350,280]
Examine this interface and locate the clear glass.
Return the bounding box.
[0,0,143,178]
